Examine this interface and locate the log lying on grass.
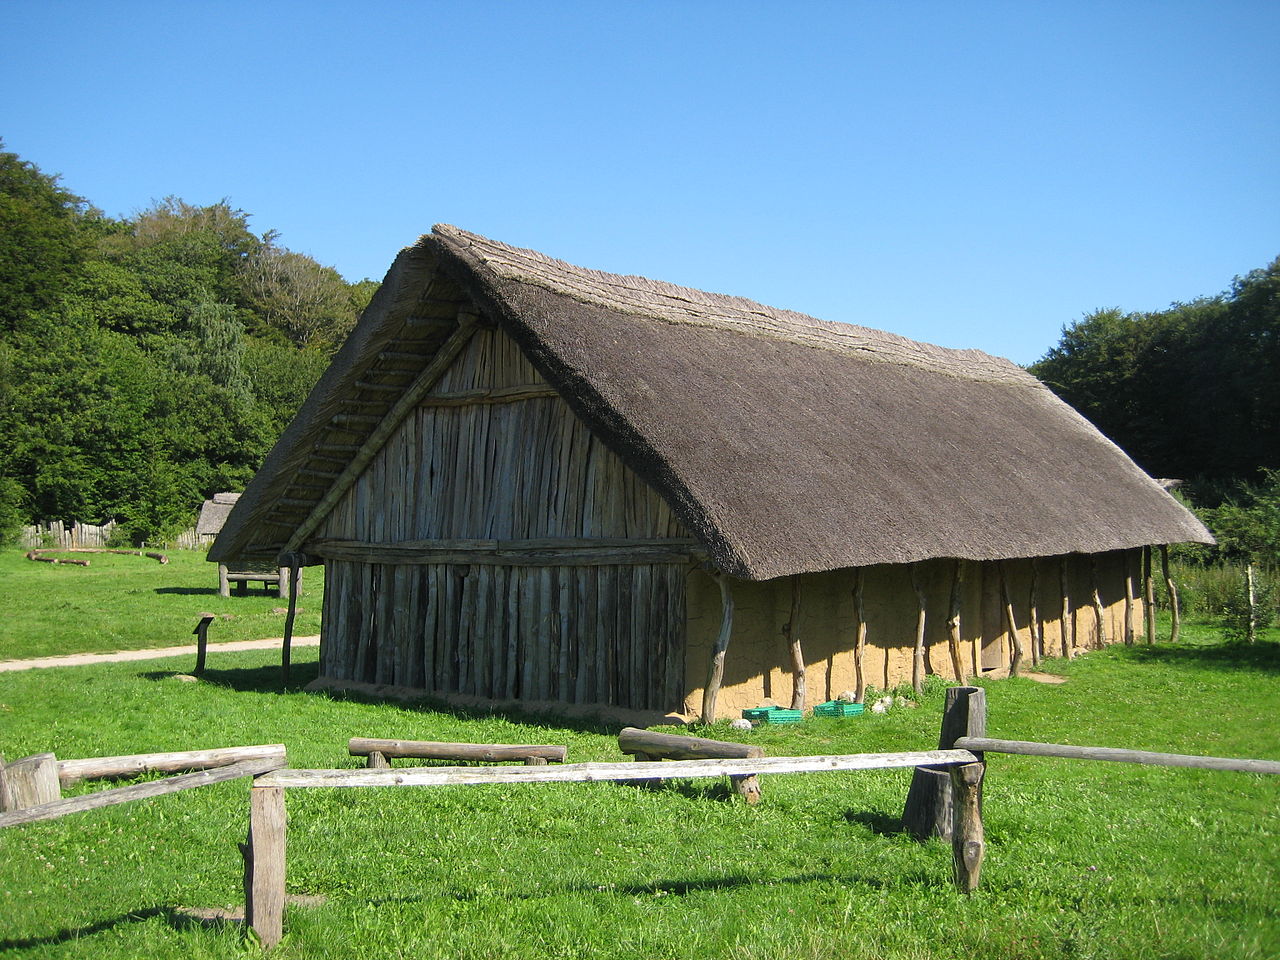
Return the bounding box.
[57,744,287,786]
[619,727,764,803]
[348,737,567,766]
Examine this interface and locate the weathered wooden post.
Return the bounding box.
[701,572,735,724]
[901,686,986,841]
[244,781,286,949]
[2,753,61,810]
[193,615,215,677]
[280,557,302,685]
[950,751,985,893]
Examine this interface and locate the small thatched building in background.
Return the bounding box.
[196,493,241,543]
[210,226,1212,720]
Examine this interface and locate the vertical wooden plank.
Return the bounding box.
[615,563,632,707]
[505,564,521,698]
[1026,559,1041,667]
[574,566,590,704]
[946,560,966,682]
[281,567,301,685]
[1143,546,1156,646]
[598,565,615,704]
[999,560,1024,676]
[458,567,477,695]
[245,784,287,949]
[557,565,572,702]
[1123,551,1136,645]
[910,564,927,696]
[852,568,867,703]
[474,564,492,698]
[537,565,554,700]
[518,567,536,699]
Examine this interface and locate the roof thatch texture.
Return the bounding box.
[196,493,241,538]
[211,226,1212,579]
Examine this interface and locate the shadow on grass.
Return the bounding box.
[0,905,239,951]
[153,586,220,596]
[1122,639,1280,673]
[842,808,912,837]
[141,660,322,694]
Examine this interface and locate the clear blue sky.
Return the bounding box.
[3,0,1276,364]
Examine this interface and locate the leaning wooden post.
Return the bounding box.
[999,562,1024,676]
[851,568,867,703]
[244,781,286,949]
[1027,561,1041,667]
[193,615,215,677]
[902,685,986,841]
[280,559,302,685]
[1089,558,1108,648]
[1160,545,1180,643]
[910,564,927,697]
[946,560,966,682]
[784,575,806,710]
[701,573,736,725]
[1142,546,1156,645]
[1059,557,1074,659]
[1123,555,1136,646]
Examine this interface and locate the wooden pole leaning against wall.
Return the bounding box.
[1123,553,1136,645]
[1089,558,1108,649]
[1059,557,1074,660]
[851,568,867,703]
[1143,546,1157,645]
[279,557,303,684]
[946,560,966,682]
[998,561,1024,677]
[910,564,927,697]
[1027,561,1041,667]
[1161,545,1181,643]
[784,575,806,711]
[701,572,736,725]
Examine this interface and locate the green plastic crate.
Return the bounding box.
[813,700,865,718]
[742,706,803,724]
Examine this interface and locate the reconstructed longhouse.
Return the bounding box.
[210,226,1213,720]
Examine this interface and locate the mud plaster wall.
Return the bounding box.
[681,550,1149,719]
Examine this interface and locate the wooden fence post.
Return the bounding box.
[901,686,986,841]
[244,782,286,948]
[950,757,985,893]
[193,616,215,676]
[3,753,61,810]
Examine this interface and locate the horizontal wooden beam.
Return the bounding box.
[419,384,561,408]
[0,757,286,828]
[307,537,706,567]
[257,750,978,789]
[58,745,287,786]
[348,738,567,763]
[955,737,1280,775]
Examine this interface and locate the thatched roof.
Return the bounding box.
[196,493,241,538]
[210,225,1212,579]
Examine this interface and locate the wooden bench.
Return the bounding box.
[348,737,568,768]
[218,563,298,599]
[618,727,764,803]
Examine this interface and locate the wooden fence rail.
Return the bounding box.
[347,737,567,767]
[243,748,981,947]
[953,737,1280,775]
[0,757,285,828]
[618,726,765,803]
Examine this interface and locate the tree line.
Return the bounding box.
[1030,256,1280,566]
[0,142,376,542]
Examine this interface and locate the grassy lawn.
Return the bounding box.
[1,631,1277,959]
[0,548,323,660]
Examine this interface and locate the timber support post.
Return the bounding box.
[701,572,735,724]
[245,782,287,950]
[901,686,986,842]
[1161,545,1180,643]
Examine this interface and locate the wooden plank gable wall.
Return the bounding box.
[313,324,697,711]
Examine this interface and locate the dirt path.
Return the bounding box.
[0,636,321,673]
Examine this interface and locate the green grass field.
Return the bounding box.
[0,548,323,660]
[1,551,1278,959]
